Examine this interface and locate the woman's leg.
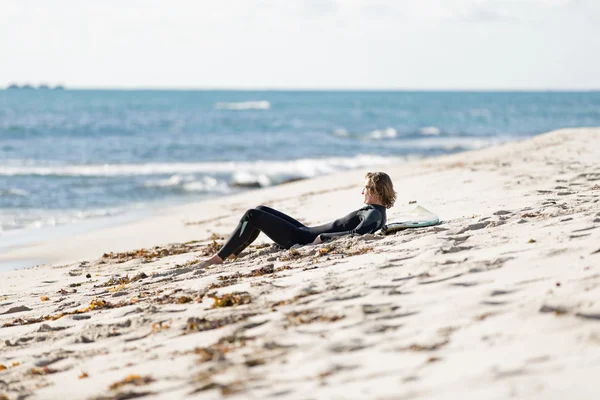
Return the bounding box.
[254,205,306,227]
[230,205,306,256]
[217,208,314,261]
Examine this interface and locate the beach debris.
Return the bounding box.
[319,246,334,256]
[31,366,57,375]
[152,320,171,332]
[198,240,222,257]
[286,309,344,326]
[79,372,88,379]
[99,272,148,288]
[194,346,226,363]
[2,298,135,328]
[475,311,500,321]
[248,264,274,276]
[209,292,252,308]
[281,248,303,261]
[101,242,202,264]
[109,374,154,390]
[398,340,449,352]
[0,365,6,371]
[184,313,256,333]
[528,239,537,243]
[153,293,201,305]
[40,296,49,301]
[540,305,569,315]
[85,273,92,278]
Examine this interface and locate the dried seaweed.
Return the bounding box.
[99,272,148,288]
[199,241,222,257]
[101,242,202,264]
[248,264,274,277]
[153,294,200,305]
[208,292,252,308]
[109,374,154,390]
[31,366,58,375]
[400,340,449,352]
[280,248,303,261]
[2,298,136,328]
[184,313,256,333]
[286,309,344,326]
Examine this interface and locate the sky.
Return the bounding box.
[1,0,599,90]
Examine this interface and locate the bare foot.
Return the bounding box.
[194,254,223,269]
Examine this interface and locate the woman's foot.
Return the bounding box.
[194,254,223,268]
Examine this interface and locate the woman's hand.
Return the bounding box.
[312,235,323,245]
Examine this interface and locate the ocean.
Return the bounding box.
[1,90,600,238]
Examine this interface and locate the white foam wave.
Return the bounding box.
[385,136,512,151]
[144,174,231,193]
[215,101,271,110]
[367,128,397,140]
[183,177,231,193]
[0,188,29,197]
[332,128,349,137]
[0,155,402,179]
[419,126,441,136]
[144,174,189,188]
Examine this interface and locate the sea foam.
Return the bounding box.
[215,101,271,110]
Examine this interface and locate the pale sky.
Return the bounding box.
[1,0,599,89]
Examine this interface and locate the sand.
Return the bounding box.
[1,128,599,400]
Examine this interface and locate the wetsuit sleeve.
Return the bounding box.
[319,209,383,241]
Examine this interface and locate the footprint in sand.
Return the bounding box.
[493,210,512,216]
[419,273,465,285]
[456,221,492,234]
[481,300,508,306]
[490,289,516,296]
[451,281,479,287]
[440,246,473,254]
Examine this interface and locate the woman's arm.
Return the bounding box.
[317,208,383,242]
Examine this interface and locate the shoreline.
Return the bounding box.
[0,129,535,271]
[1,128,599,399]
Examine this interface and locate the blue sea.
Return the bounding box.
[1,90,600,238]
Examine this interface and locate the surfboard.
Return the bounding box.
[378,205,440,235]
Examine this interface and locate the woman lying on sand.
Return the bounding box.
[196,172,396,268]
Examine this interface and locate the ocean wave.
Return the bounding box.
[215,101,271,110]
[367,128,397,140]
[384,136,512,151]
[0,155,402,179]
[332,128,349,137]
[144,174,190,188]
[418,126,441,136]
[0,188,29,197]
[144,175,231,193]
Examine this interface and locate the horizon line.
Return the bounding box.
[2,86,600,92]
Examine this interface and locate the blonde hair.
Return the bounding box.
[365,172,396,209]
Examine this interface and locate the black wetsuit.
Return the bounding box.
[217,204,387,259]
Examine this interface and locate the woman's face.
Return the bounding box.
[362,178,378,204]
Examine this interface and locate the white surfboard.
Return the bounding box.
[378,206,440,235]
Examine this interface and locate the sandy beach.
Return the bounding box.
[1,127,599,399]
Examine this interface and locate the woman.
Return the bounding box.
[197,172,396,268]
